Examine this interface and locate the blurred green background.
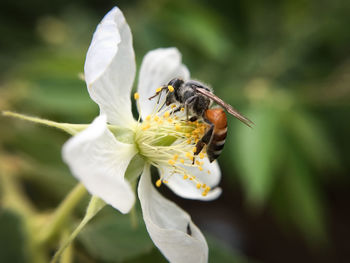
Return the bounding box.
[1,0,349,262]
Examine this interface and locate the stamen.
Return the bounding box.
[134,92,139,100]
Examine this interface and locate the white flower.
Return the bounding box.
[62,7,222,263]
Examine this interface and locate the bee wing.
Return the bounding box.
[196,87,254,127]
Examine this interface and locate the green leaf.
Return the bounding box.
[232,105,281,204]
[78,206,153,262]
[0,209,29,263]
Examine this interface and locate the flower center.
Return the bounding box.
[133,90,211,196]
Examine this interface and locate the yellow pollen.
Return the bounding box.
[168,85,174,92]
[207,170,211,174]
[199,152,205,159]
[180,159,185,164]
[186,133,191,138]
[168,159,175,165]
[156,179,162,187]
[142,123,150,130]
[163,111,170,118]
[156,87,162,93]
[154,115,159,121]
[205,186,211,192]
[146,115,151,121]
[189,177,193,181]
[196,183,202,189]
[173,154,179,161]
[175,124,181,131]
[196,160,201,165]
[163,180,169,184]
[158,120,163,125]
[183,174,188,180]
[202,184,207,188]
[202,192,207,197]
[167,118,173,123]
[192,147,197,153]
[198,166,203,171]
[171,104,177,109]
[186,152,193,160]
[180,107,185,112]
[134,92,139,100]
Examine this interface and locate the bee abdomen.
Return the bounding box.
[207,127,227,162]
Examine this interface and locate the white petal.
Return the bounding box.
[62,115,137,214]
[162,158,222,201]
[138,165,208,263]
[84,7,136,127]
[137,48,190,120]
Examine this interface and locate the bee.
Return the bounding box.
[149,78,253,162]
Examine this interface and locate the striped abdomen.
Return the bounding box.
[205,108,227,162]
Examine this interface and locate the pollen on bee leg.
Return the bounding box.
[156,179,162,187]
[168,85,174,92]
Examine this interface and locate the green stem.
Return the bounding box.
[2,111,88,135]
[37,183,87,244]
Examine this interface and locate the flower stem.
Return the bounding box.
[37,183,87,244]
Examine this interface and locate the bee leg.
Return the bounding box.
[189,116,198,122]
[193,117,214,164]
[184,95,197,120]
[148,86,168,101]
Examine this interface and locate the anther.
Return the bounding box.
[180,107,185,112]
[183,175,188,180]
[134,92,139,100]
[156,87,162,93]
[199,152,205,159]
[146,115,151,121]
[173,154,179,161]
[180,159,185,164]
[168,159,176,165]
[163,111,170,118]
[192,147,197,153]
